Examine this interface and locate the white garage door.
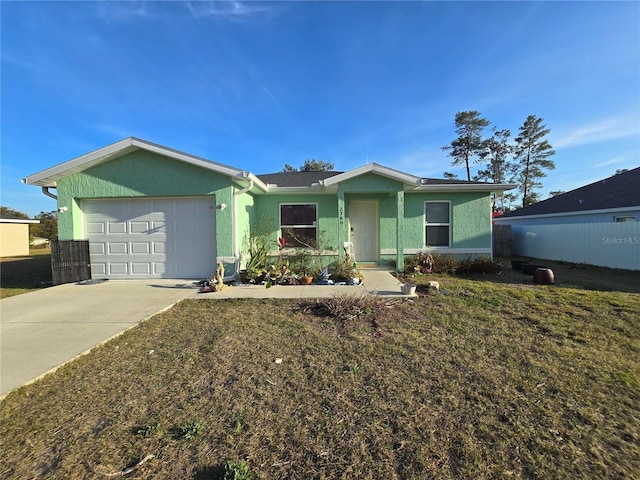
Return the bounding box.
[84,197,217,279]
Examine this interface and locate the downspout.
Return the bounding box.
[41,186,58,200]
[226,178,254,281]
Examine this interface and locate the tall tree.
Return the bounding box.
[513,115,556,208]
[442,110,490,181]
[475,128,517,211]
[0,206,29,219]
[281,159,335,172]
[31,211,58,241]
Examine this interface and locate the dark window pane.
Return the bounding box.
[281,204,316,226]
[426,202,449,224]
[282,227,317,248]
[426,226,449,247]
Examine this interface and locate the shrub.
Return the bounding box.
[329,257,362,282]
[456,256,503,274]
[177,421,204,440]
[403,253,501,275]
[223,460,253,480]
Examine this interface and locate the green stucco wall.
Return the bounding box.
[404,191,492,250]
[339,173,404,193]
[57,150,235,258]
[253,194,341,252]
[236,190,256,255]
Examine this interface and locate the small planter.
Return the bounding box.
[400,283,417,295]
[302,276,314,285]
[533,268,555,285]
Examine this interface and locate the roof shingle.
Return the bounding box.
[502,167,640,217]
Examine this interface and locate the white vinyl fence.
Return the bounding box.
[511,222,640,271]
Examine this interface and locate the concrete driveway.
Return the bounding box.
[0,279,198,397]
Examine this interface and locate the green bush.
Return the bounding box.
[403,253,501,275]
[223,460,253,480]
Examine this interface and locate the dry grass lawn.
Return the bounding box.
[1,269,639,479]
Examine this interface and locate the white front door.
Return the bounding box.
[349,200,378,262]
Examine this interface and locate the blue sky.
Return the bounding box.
[2,0,639,216]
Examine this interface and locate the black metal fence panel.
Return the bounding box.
[51,240,91,285]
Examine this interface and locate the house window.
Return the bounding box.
[425,201,450,247]
[615,216,636,222]
[280,203,317,248]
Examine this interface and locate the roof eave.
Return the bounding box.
[322,163,420,187]
[413,183,517,193]
[22,137,246,187]
[494,205,640,222]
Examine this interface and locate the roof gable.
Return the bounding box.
[503,167,640,217]
[322,163,420,187]
[22,137,265,189]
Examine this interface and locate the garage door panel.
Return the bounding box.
[131,263,151,275]
[130,242,150,254]
[90,242,106,254]
[130,221,152,234]
[109,263,129,275]
[83,197,216,279]
[91,263,107,275]
[109,242,128,254]
[108,222,127,234]
[86,222,105,234]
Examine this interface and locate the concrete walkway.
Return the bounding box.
[0,270,405,397]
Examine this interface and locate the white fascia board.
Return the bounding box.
[412,183,517,193]
[22,138,137,187]
[493,205,640,223]
[22,137,246,187]
[322,163,420,187]
[0,218,40,224]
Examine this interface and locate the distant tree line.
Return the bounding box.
[0,206,58,241]
[442,111,556,211]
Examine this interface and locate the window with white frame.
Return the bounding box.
[280,203,318,248]
[425,201,450,247]
[615,216,636,222]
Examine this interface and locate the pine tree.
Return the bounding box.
[442,111,490,181]
[475,128,517,211]
[513,115,556,208]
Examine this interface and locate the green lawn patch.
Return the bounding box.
[1,276,638,479]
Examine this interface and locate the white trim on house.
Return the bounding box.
[279,202,319,248]
[425,200,451,248]
[414,183,516,193]
[21,137,269,190]
[494,205,640,223]
[264,185,327,194]
[321,163,420,187]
